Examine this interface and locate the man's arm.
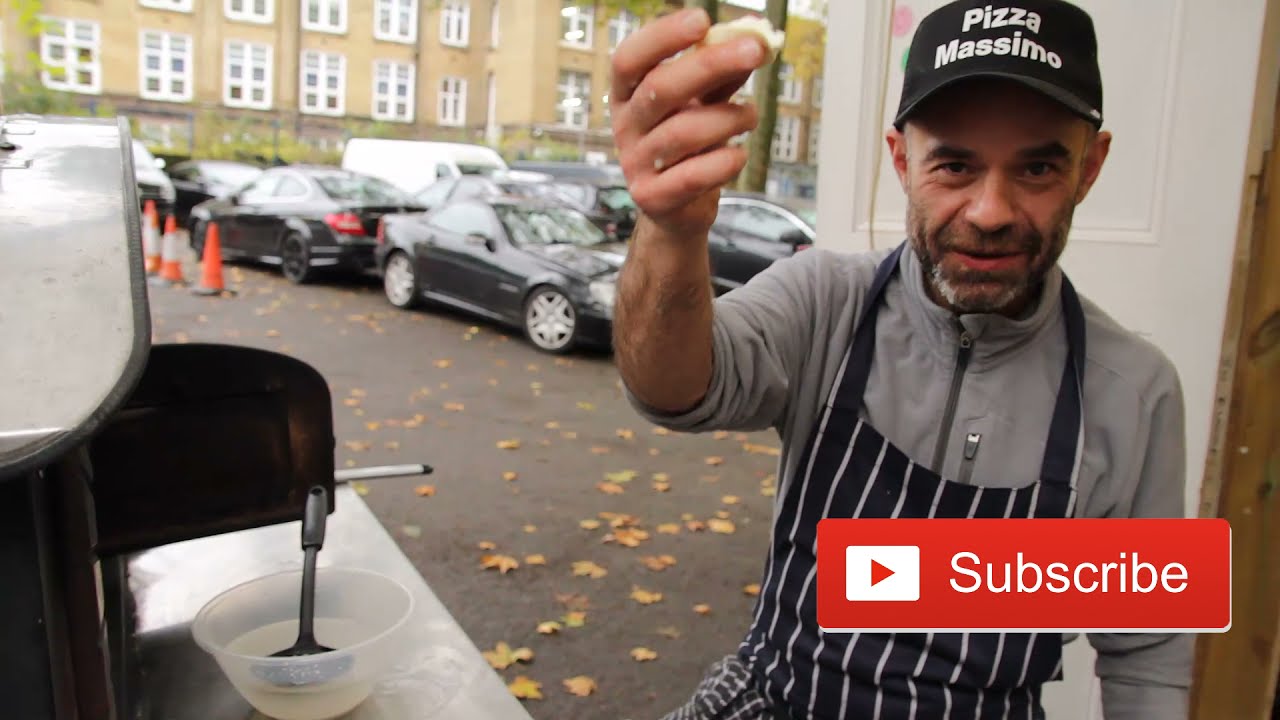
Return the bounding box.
[1089,362,1194,719]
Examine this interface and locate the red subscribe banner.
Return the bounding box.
[816,519,1231,633]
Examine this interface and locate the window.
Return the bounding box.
[372,60,414,122]
[772,115,800,163]
[560,1,592,48]
[779,63,802,105]
[273,174,310,198]
[302,0,346,33]
[429,202,495,237]
[557,70,589,129]
[607,10,638,51]
[375,0,417,43]
[489,0,499,47]
[40,18,100,94]
[238,173,283,204]
[438,76,467,126]
[141,0,194,11]
[224,41,272,109]
[139,30,192,102]
[441,0,470,47]
[315,172,412,203]
[300,50,345,115]
[495,205,606,247]
[812,76,822,108]
[416,177,457,206]
[226,0,274,24]
[808,120,820,165]
[723,203,804,242]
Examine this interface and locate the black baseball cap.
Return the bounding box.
[894,0,1104,130]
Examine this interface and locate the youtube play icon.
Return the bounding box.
[846,546,921,602]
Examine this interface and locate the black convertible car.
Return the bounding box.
[190,165,425,283]
[375,196,625,354]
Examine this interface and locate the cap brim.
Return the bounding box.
[894,71,1102,130]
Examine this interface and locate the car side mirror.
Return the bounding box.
[466,233,496,252]
[780,228,810,246]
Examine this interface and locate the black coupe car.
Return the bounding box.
[190,165,425,284]
[375,197,626,354]
[166,159,263,229]
[708,192,817,294]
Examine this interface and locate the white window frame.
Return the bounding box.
[141,0,194,12]
[372,60,415,123]
[779,63,802,105]
[40,17,101,95]
[223,40,273,110]
[607,9,638,52]
[225,0,274,24]
[556,70,590,129]
[302,0,346,34]
[772,115,800,163]
[139,30,193,102]
[440,0,470,47]
[560,1,593,49]
[374,0,417,43]
[812,75,822,108]
[438,76,467,127]
[808,120,820,165]
[299,50,346,116]
[489,0,499,48]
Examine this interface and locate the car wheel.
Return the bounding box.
[523,286,578,354]
[280,233,313,285]
[383,251,419,309]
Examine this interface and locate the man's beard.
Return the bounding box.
[907,199,1074,315]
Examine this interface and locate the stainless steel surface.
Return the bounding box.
[334,464,432,483]
[127,486,534,720]
[0,114,149,476]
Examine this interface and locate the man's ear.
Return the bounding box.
[886,127,910,191]
[1075,129,1112,204]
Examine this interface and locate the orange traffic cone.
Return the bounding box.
[142,200,162,275]
[193,222,232,296]
[158,214,186,285]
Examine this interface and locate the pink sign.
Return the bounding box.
[892,5,915,37]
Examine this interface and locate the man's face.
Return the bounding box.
[887,80,1111,316]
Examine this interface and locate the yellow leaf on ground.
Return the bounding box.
[577,401,596,411]
[705,456,724,466]
[630,647,658,662]
[537,621,562,635]
[579,519,602,530]
[265,329,281,337]
[414,485,436,497]
[590,446,611,455]
[480,554,520,574]
[713,431,730,440]
[761,486,778,497]
[653,481,671,492]
[562,431,579,440]
[527,364,539,372]
[596,481,625,495]
[686,520,707,532]
[616,428,635,440]
[681,513,695,521]
[469,326,481,334]
[652,427,671,436]
[508,675,543,700]
[483,641,534,670]
[523,524,538,533]
[353,409,365,417]
[693,604,712,615]
[344,440,372,452]
[503,471,519,482]
[606,513,639,528]
[656,523,681,535]
[350,480,369,495]
[488,378,499,386]
[735,433,749,442]
[708,518,736,534]
[562,611,587,627]
[630,587,663,605]
[478,540,497,550]
[443,402,465,412]
[652,472,671,483]
[525,554,547,566]
[343,398,361,407]
[722,495,741,505]
[544,421,561,430]
[563,675,597,696]
[434,359,453,368]
[384,440,400,450]
[401,524,422,538]
[715,510,732,519]
[571,560,608,579]
[350,389,367,398]
[497,439,522,450]
[743,442,782,457]
[657,626,681,639]
[603,528,650,548]
[640,555,677,571]
[744,583,761,596]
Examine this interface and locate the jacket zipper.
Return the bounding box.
[958,433,982,485]
[930,330,973,475]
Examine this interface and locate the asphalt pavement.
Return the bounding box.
[145,260,784,720]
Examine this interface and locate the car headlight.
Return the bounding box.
[588,279,616,312]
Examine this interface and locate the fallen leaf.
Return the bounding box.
[685,520,707,532]
[555,593,591,610]
[604,470,638,483]
[596,481,625,495]
[577,401,596,411]
[561,431,579,440]
[681,513,695,521]
[708,518,736,534]
[630,587,663,605]
[656,626,681,639]
[735,433,750,442]
[344,440,372,452]
[693,603,712,615]
[761,485,778,497]
[401,524,422,538]
[537,621,562,635]
[503,471,519,481]
[715,510,732,519]
[343,398,361,407]
[525,554,547,566]
[438,382,449,389]
[649,447,661,456]
[630,647,658,662]
[480,554,520,574]
[590,446,611,455]
[469,326,481,334]
[544,421,561,430]
[414,484,436,497]
[443,402,465,412]
[705,456,724,466]
[562,611,587,627]
[483,641,534,670]
[384,440,400,450]
[652,427,671,436]
[743,442,782,457]
[526,363,539,372]
[539,439,552,447]
[722,495,741,505]
[651,472,671,482]
[351,480,369,495]
[615,428,635,440]
[640,555,677,571]
[554,357,573,366]
[488,378,499,386]
[743,583,761,596]
[363,420,383,431]
[571,560,608,579]
[656,523,681,535]
[497,439,522,450]
[578,519,602,530]
[477,540,497,550]
[523,524,537,533]
[652,481,671,492]
[434,359,453,368]
[603,528,650,548]
[563,675,597,697]
[508,675,543,700]
[265,329,281,337]
[606,513,640,528]
[713,431,730,440]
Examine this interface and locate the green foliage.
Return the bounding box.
[580,0,674,21]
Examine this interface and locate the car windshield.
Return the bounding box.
[495,205,608,247]
[597,187,635,211]
[314,173,413,204]
[131,142,158,168]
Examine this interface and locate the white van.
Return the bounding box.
[341,138,509,195]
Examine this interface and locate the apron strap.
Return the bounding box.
[829,242,1086,491]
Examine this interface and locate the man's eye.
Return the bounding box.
[1026,162,1056,177]
[938,162,968,174]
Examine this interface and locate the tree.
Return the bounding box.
[738,0,787,193]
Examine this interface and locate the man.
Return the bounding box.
[608,1,1192,718]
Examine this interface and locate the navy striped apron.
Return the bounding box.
[664,243,1087,720]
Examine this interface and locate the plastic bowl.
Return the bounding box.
[192,567,415,720]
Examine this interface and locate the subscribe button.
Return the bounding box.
[816,519,1231,633]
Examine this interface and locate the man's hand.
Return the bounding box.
[610,7,768,239]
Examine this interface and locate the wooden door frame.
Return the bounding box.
[1192,0,1280,716]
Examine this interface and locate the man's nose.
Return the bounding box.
[964,173,1017,233]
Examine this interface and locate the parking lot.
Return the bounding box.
[147,258,784,719]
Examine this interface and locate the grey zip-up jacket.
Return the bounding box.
[624,244,1192,719]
